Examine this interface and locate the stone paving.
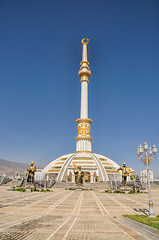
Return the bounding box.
[0,186,159,240]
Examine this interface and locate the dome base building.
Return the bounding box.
[43,152,120,184]
[42,39,121,185]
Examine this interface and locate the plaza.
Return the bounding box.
[1,1,159,239]
[0,185,159,240]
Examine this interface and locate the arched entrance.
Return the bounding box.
[84,172,90,182]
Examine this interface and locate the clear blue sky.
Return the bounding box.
[0,0,159,177]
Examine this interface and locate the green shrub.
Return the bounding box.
[65,188,76,190]
[8,188,15,191]
[82,188,92,191]
[105,190,111,193]
[114,190,125,194]
[45,189,50,192]
[13,187,26,192]
[128,189,135,194]
[42,189,50,192]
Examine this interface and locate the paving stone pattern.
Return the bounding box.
[0,186,159,240]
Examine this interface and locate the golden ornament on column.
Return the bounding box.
[78,122,90,136]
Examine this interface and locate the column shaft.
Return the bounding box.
[80,81,88,118]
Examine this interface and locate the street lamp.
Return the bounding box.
[137,140,157,218]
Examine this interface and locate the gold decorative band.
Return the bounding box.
[149,202,153,205]
[80,60,89,66]
[75,136,93,141]
[75,150,92,153]
[78,70,91,79]
[80,79,89,83]
[76,118,93,124]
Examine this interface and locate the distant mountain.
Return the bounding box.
[0,159,41,176]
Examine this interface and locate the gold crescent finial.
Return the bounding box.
[81,38,89,45]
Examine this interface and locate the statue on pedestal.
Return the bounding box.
[27,161,36,184]
[118,162,131,186]
[73,164,84,186]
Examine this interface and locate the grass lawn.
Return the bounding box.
[123,215,159,230]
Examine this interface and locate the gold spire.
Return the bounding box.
[78,38,91,83]
[81,38,89,61]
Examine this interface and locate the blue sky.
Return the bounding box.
[0,0,159,177]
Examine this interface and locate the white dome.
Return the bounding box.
[42,152,120,183]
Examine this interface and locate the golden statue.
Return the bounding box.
[118,162,131,186]
[73,163,84,186]
[27,161,36,184]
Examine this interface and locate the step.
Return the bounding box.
[53,181,111,189]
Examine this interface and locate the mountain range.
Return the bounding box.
[0,158,39,176]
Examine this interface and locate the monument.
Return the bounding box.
[118,162,131,186]
[73,164,84,186]
[27,161,36,184]
[42,39,121,185]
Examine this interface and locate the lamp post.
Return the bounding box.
[137,140,157,218]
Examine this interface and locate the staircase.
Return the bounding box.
[53,181,110,190]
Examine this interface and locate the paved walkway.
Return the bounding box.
[0,186,159,239]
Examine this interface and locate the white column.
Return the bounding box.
[72,171,75,183]
[76,39,92,153]
[90,171,94,183]
[80,80,88,118]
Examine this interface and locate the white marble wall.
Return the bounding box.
[34,172,44,181]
